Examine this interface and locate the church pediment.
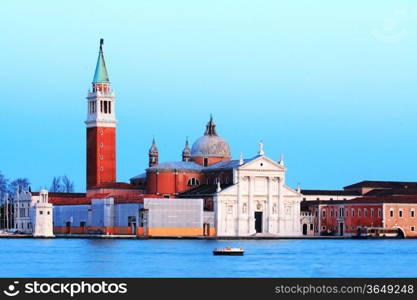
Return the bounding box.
[238,155,285,172]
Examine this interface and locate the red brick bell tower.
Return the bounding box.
[85,39,117,189]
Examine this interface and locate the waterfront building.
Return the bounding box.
[30,190,54,237]
[30,40,417,239]
[301,194,417,238]
[32,40,303,237]
[13,189,54,237]
[13,189,32,233]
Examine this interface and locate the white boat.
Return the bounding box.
[213,247,244,256]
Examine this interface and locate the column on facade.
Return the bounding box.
[266,176,273,233]
[236,174,242,235]
[248,176,254,234]
[214,195,222,235]
[278,176,284,233]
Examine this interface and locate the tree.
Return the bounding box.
[8,178,30,194]
[0,172,8,198]
[50,176,62,192]
[62,175,74,193]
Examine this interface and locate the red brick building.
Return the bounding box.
[302,195,417,238]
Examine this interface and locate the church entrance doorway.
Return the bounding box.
[255,212,263,233]
[303,224,308,235]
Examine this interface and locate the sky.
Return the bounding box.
[1,0,417,192]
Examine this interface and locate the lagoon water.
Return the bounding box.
[1,238,417,277]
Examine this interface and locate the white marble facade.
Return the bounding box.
[214,155,302,237]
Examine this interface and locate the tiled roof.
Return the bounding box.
[130,173,146,180]
[344,180,417,190]
[301,190,361,196]
[50,196,90,206]
[147,161,204,172]
[31,192,86,197]
[179,183,233,197]
[204,156,258,171]
[303,195,417,206]
[88,182,140,190]
[146,155,260,172]
[363,188,417,196]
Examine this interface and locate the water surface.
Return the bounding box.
[1,238,416,277]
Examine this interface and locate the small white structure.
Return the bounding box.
[30,190,54,237]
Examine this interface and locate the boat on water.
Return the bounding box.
[213,247,244,256]
[354,227,402,238]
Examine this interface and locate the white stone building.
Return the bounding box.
[213,151,302,237]
[14,189,54,237]
[13,189,33,233]
[30,190,54,237]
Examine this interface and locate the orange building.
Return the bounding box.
[303,195,417,238]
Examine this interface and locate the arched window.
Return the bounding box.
[188,178,200,186]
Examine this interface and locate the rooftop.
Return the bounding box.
[344,180,417,190]
[301,189,361,196]
[179,183,233,197]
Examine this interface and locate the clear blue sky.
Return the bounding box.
[1,0,416,192]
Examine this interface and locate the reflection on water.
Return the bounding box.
[0,238,416,277]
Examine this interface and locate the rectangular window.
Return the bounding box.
[358,208,361,217]
[364,208,367,217]
[39,210,43,215]
[203,157,208,166]
[390,209,394,217]
[399,209,403,218]
[108,101,111,114]
[330,210,333,217]
[371,208,374,217]
[412,210,415,218]
[378,208,381,217]
[351,208,355,217]
[345,209,348,217]
[411,226,415,232]
[322,209,326,218]
[100,100,103,112]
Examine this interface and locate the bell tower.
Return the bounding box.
[85,39,117,189]
[149,138,159,167]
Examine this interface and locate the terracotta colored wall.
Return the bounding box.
[318,204,383,235]
[146,171,205,195]
[54,226,213,237]
[86,127,116,188]
[55,226,138,235]
[192,156,229,166]
[343,204,382,234]
[384,204,417,237]
[319,205,339,233]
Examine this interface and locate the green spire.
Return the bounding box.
[92,39,110,83]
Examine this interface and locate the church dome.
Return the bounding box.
[191,116,231,158]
